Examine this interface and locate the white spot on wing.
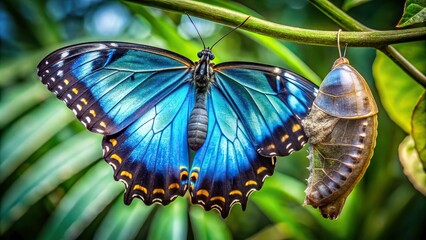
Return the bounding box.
[107,161,117,170]
[61,51,69,58]
[284,72,297,81]
[96,129,105,134]
[273,67,281,74]
[118,179,128,188]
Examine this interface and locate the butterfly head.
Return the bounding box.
[197,48,215,61]
[193,48,215,91]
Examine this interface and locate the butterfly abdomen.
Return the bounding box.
[188,92,208,150]
[302,57,378,219]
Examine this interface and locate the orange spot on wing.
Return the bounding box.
[257,167,267,174]
[120,171,132,179]
[190,171,198,181]
[168,183,180,190]
[110,154,122,164]
[89,109,96,117]
[153,188,165,194]
[229,190,242,196]
[133,185,147,194]
[210,196,225,202]
[245,180,257,186]
[292,124,301,132]
[196,189,209,197]
[109,138,117,147]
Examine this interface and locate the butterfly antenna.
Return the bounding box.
[337,29,342,58]
[343,43,348,57]
[186,13,206,49]
[211,16,251,50]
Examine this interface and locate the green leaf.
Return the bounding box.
[0,81,48,128]
[411,91,426,168]
[397,0,426,27]
[399,135,426,196]
[0,53,45,87]
[342,0,372,11]
[0,132,101,233]
[94,199,153,240]
[248,223,303,240]
[0,99,75,181]
[373,43,425,133]
[244,32,322,85]
[124,3,201,56]
[148,197,188,240]
[251,173,341,239]
[38,162,123,239]
[189,206,232,240]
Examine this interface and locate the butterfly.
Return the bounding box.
[36,22,317,218]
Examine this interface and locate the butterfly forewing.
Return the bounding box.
[37,42,193,135]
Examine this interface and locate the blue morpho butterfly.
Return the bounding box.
[36,16,318,218]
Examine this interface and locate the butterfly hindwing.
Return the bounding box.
[214,62,318,157]
[189,87,276,218]
[103,83,195,206]
[37,42,193,135]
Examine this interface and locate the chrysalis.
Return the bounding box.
[301,30,378,219]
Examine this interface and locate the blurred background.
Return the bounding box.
[1,0,425,239]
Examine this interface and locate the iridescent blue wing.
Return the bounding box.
[214,62,318,157]
[189,87,276,218]
[37,42,194,205]
[37,42,193,134]
[189,63,317,217]
[103,83,194,205]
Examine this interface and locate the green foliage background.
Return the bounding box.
[1,0,425,239]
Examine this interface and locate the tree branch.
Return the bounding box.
[129,0,425,47]
[308,0,426,87]
[128,0,426,86]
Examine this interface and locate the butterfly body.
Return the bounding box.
[37,41,317,218]
[187,48,215,150]
[302,57,378,219]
